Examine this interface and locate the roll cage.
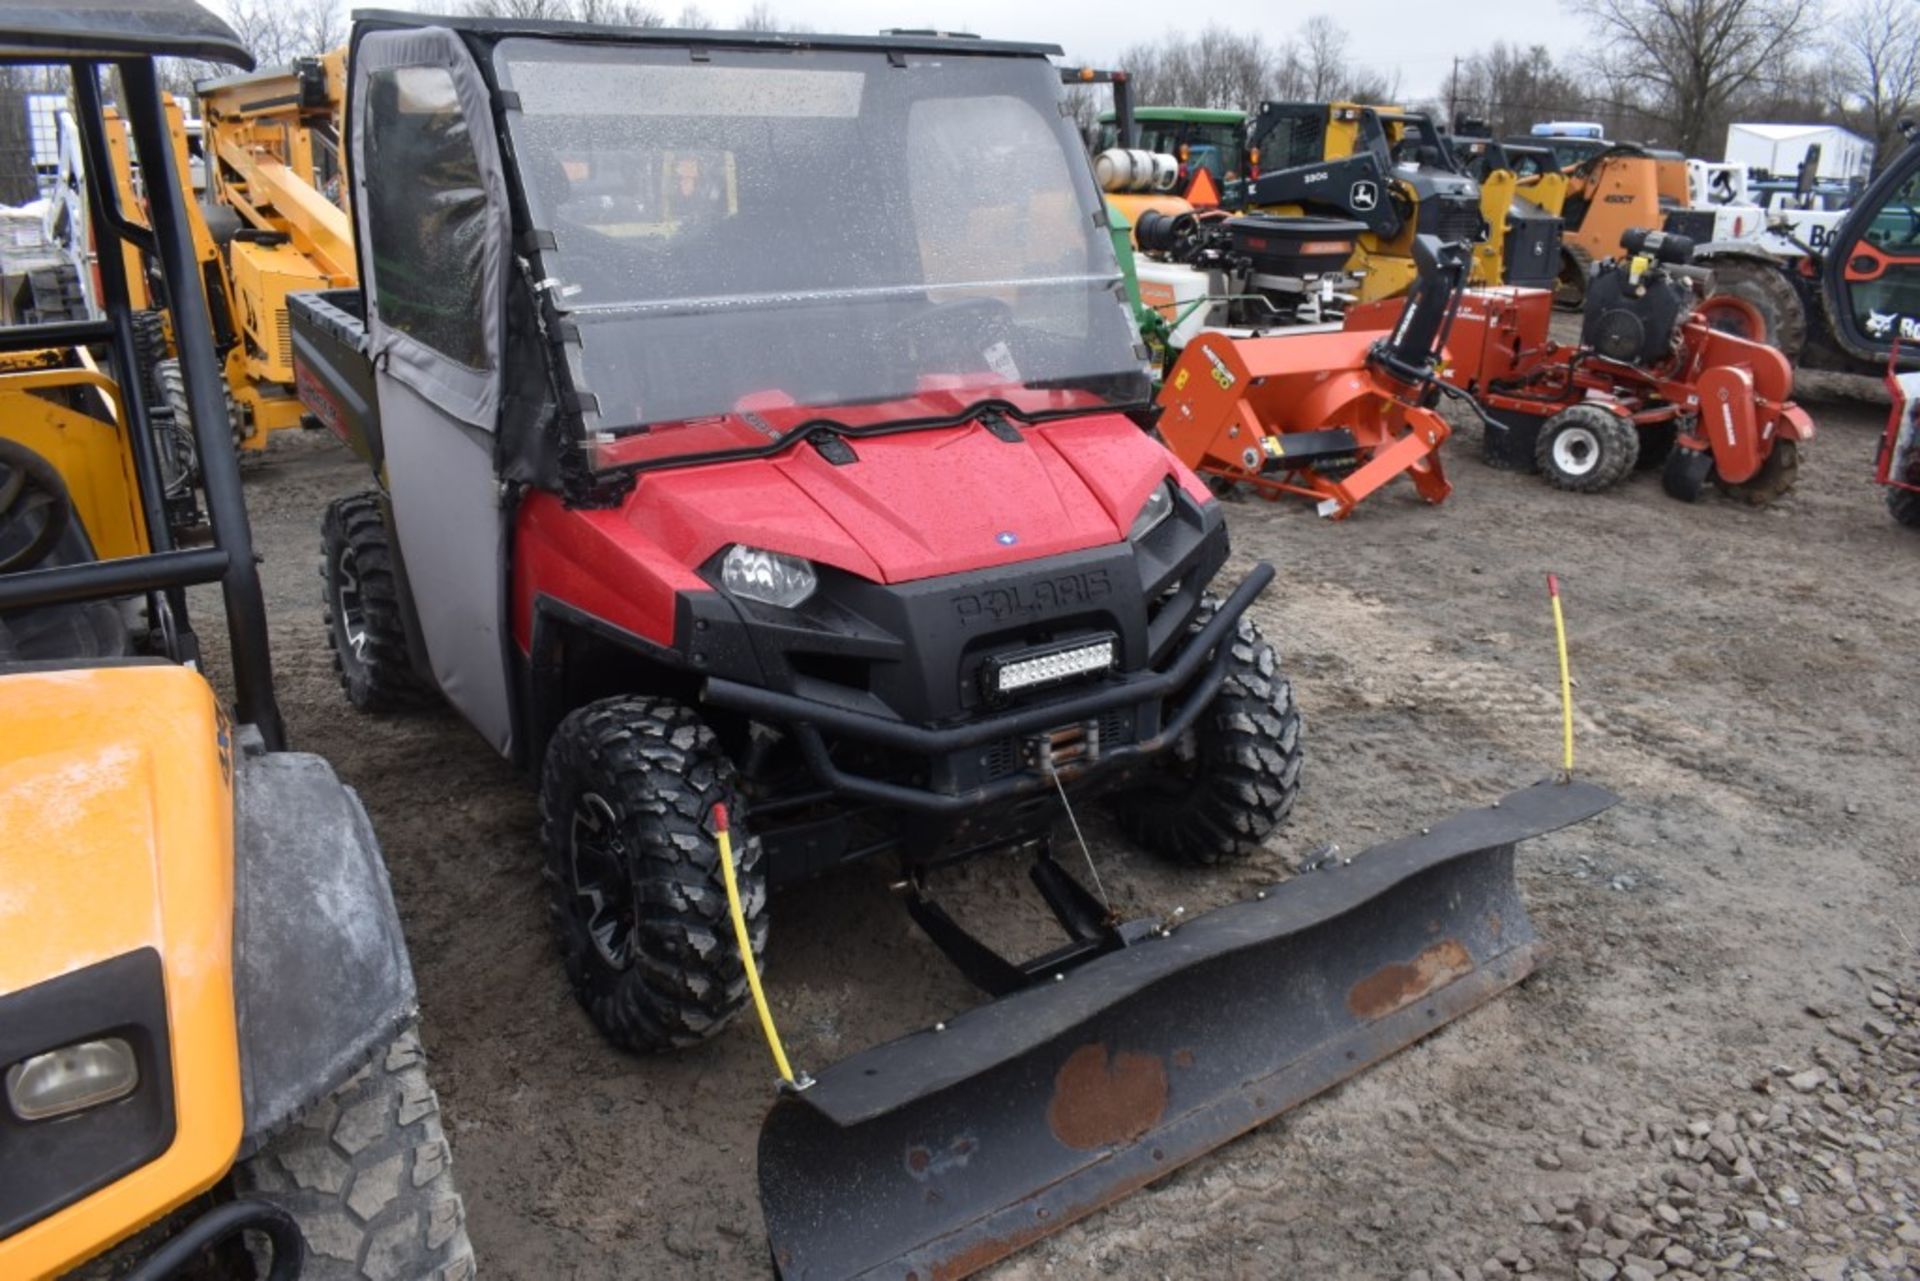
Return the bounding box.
[0,4,283,745]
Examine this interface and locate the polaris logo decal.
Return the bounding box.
[996,531,1019,546]
[1350,180,1379,211]
[952,570,1113,627]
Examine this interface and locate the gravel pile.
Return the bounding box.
[1408,971,1919,1281]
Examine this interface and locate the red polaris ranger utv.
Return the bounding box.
[294,12,1614,1276]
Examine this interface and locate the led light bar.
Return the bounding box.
[985,636,1117,699]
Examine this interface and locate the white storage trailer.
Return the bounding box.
[1725,123,1873,182]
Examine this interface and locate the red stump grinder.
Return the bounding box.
[1355,229,1813,504]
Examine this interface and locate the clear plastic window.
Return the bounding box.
[363,66,489,369]
[494,40,1144,456]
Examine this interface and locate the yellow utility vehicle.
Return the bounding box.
[0,4,470,1278]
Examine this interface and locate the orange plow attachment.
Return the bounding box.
[1156,330,1453,519]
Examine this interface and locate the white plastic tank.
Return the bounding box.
[1134,259,1213,350]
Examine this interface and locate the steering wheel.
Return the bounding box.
[0,438,74,576]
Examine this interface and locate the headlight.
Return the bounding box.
[6,1037,139,1121]
[721,544,818,609]
[1127,480,1176,542]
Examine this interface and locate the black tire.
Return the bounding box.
[322,493,440,712]
[1889,485,1920,529]
[155,356,246,474]
[147,356,199,500]
[1535,403,1639,493]
[231,1026,475,1281]
[1703,258,1808,358]
[1663,445,1714,502]
[1553,244,1591,310]
[129,309,170,398]
[1109,605,1304,866]
[1635,422,1677,471]
[1715,438,1801,505]
[539,697,766,1052]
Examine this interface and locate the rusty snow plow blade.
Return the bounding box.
[760,778,1617,1280]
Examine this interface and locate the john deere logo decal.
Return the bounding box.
[1350,180,1380,211]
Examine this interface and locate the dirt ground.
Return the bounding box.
[214,377,1918,1281]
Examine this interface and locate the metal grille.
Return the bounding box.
[981,710,1138,783]
[1434,197,1483,243]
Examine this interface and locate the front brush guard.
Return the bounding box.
[760,779,1617,1280]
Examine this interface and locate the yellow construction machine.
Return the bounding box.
[108,53,354,460]
[0,7,470,1278]
[1241,101,1564,300]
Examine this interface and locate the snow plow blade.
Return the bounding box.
[760,779,1617,1280]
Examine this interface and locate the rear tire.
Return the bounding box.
[1110,605,1304,866]
[1535,404,1638,492]
[539,697,766,1052]
[1702,259,1807,358]
[322,492,439,712]
[155,357,245,482]
[1635,422,1677,470]
[1553,244,1591,310]
[1715,438,1801,505]
[1889,486,1920,528]
[231,1026,474,1281]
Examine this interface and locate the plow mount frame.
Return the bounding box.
[759,779,1617,1280]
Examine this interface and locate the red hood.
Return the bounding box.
[626,413,1206,584]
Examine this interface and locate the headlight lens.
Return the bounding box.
[721,544,818,609]
[1127,480,1177,542]
[6,1037,139,1121]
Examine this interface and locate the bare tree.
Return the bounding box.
[1826,0,1920,161]
[735,2,805,30]
[673,4,714,27]
[1299,16,1350,101]
[1111,22,1389,112]
[1441,42,1586,136]
[1581,0,1819,155]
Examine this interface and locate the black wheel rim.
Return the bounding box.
[333,544,369,663]
[569,793,636,969]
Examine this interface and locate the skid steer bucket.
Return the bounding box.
[760,779,1616,1279]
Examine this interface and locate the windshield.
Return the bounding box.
[493,40,1146,465]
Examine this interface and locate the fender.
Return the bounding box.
[231,737,417,1154]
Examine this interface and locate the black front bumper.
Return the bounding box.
[703,561,1273,815]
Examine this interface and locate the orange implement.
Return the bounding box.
[1156,329,1452,519]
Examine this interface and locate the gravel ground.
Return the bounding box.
[205,374,1918,1280]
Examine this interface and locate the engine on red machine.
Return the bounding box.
[1579,228,1701,367]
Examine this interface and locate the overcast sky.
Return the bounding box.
[701,1,1583,99]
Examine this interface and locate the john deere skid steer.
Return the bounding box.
[291,12,1614,1276]
[0,4,470,1277]
[1245,100,1564,300]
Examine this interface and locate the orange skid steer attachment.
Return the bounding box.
[759,780,1617,1279]
[1156,329,1453,519]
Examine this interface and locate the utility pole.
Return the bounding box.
[1447,55,1460,131]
